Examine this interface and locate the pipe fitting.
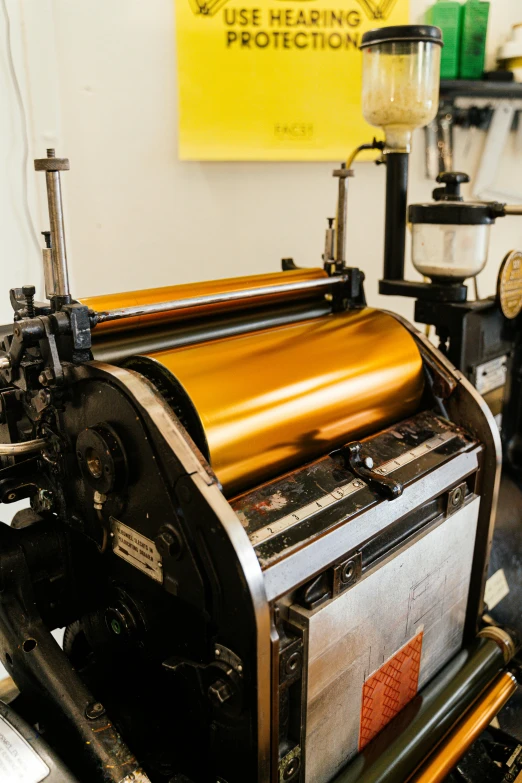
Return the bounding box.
[478,626,516,664]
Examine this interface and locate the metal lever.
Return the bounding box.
[332,442,403,500]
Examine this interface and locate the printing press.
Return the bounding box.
[1,23,522,783]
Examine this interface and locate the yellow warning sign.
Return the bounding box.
[175,0,409,160]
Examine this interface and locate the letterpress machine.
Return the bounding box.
[0,23,521,783]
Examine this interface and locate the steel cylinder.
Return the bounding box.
[82,268,328,335]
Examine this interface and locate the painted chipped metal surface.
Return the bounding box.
[232,412,475,568]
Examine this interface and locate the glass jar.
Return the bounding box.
[360,26,443,151]
[408,173,499,282]
[411,222,491,281]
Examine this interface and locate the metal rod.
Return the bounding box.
[42,247,55,298]
[0,438,48,456]
[411,671,517,783]
[504,204,522,215]
[383,152,409,281]
[334,165,352,264]
[46,172,70,299]
[94,276,346,325]
[92,302,331,364]
[41,231,55,299]
[333,634,512,783]
[34,150,71,304]
[324,218,335,264]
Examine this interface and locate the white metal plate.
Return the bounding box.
[0,714,49,782]
[290,497,480,783]
[485,568,510,611]
[111,518,163,583]
[475,355,507,396]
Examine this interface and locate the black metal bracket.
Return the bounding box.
[331,267,366,311]
[379,279,468,302]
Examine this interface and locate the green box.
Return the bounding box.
[459,0,490,79]
[426,0,463,80]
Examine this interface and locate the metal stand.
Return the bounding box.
[383,152,409,281]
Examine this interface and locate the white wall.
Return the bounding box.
[1,0,522,329]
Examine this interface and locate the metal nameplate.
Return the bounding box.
[474,355,507,396]
[111,517,163,583]
[0,714,49,782]
[485,568,510,611]
[249,431,457,547]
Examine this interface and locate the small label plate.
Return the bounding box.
[485,568,510,611]
[111,518,163,583]
[474,355,508,396]
[0,714,49,782]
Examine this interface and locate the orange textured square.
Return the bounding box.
[359,632,423,750]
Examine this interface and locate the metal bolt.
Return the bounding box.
[39,368,54,386]
[47,148,55,158]
[93,490,107,511]
[208,679,233,707]
[452,487,462,505]
[285,651,302,676]
[22,285,36,318]
[7,492,16,501]
[341,561,355,584]
[283,756,300,780]
[38,389,51,405]
[85,702,105,720]
[155,527,183,559]
[86,450,102,479]
[105,604,137,639]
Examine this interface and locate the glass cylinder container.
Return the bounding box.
[411,222,491,281]
[360,26,443,151]
[408,173,498,282]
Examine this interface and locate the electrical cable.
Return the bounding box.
[1,0,42,262]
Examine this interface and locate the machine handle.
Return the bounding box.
[433,171,470,202]
[331,442,403,500]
